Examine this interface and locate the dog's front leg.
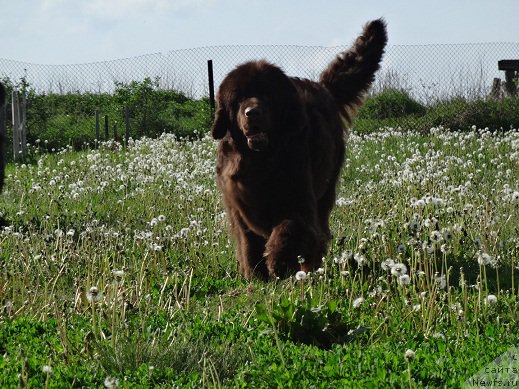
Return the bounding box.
[264,219,323,278]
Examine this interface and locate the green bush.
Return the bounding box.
[357,88,426,120]
[426,97,519,130]
[354,90,519,133]
[17,78,212,153]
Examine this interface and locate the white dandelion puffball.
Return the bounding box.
[353,296,364,309]
[391,263,407,277]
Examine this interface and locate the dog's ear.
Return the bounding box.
[211,107,229,139]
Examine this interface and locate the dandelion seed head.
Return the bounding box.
[391,263,407,277]
[112,269,125,278]
[477,251,491,266]
[435,274,447,289]
[354,253,367,266]
[295,271,307,281]
[104,376,119,388]
[405,349,415,362]
[381,258,394,271]
[86,286,102,303]
[430,230,442,242]
[398,274,411,286]
[352,297,364,309]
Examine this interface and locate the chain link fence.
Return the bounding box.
[1,42,518,99]
[0,42,518,158]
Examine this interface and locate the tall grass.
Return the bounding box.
[0,127,518,387]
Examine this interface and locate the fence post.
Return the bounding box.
[20,93,27,157]
[124,107,130,148]
[12,91,20,161]
[113,121,118,142]
[95,110,100,148]
[0,101,5,175]
[207,60,215,115]
[104,115,109,141]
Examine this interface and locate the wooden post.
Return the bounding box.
[20,93,27,157]
[490,78,502,100]
[504,70,517,97]
[104,115,109,141]
[124,107,130,148]
[498,60,519,98]
[113,121,118,142]
[0,101,5,174]
[12,91,20,161]
[95,110,100,148]
[207,60,215,115]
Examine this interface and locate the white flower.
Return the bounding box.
[435,274,447,290]
[484,294,498,305]
[412,199,426,208]
[112,269,125,278]
[391,263,407,277]
[405,349,415,361]
[334,250,352,264]
[295,271,307,281]
[398,274,411,286]
[430,230,442,242]
[42,365,52,374]
[352,297,364,309]
[381,258,394,271]
[104,376,119,388]
[354,253,367,266]
[86,286,102,303]
[477,252,491,266]
[315,267,325,275]
[409,220,420,232]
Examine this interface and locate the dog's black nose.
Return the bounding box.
[245,106,261,118]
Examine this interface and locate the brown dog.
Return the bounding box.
[212,19,387,279]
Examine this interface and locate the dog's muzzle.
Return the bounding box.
[246,133,269,151]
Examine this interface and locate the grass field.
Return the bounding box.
[0,126,518,387]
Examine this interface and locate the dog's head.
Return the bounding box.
[211,60,305,152]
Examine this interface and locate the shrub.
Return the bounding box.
[353,90,519,133]
[17,79,212,153]
[357,88,426,120]
[426,97,519,130]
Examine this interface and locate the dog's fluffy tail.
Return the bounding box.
[320,18,387,126]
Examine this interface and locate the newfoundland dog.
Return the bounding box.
[212,19,387,279]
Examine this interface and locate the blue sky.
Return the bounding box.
[2,0,519,65]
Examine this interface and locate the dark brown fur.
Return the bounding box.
[212,19,387,279]
[0,82,6,193]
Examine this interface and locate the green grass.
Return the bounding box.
[0,128,518,387]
